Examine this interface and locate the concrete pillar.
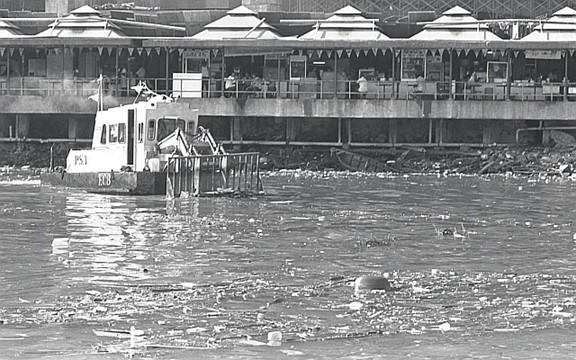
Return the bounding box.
[388,119,397,144]
[0,114,9,138]
[286,118,297,142]
[345,119,351,146]
[506,53,512,100]
[436,119,445,144]
[16,115,30,139]
[482,119,500,144]
[542,130,551,146]
[68,117,80,140]
[442,119,454,143]
[232,117,242,142]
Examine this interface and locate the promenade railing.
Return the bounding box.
[172,78,576,102]
[2,76,575,102]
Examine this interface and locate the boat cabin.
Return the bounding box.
[67,99,198,173]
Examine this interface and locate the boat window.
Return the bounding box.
[137,123,144,143]
[100,124,107,144]
[109,124,118,143]
[157,117,186,141]
[147,120,155,141]
[118,123,126,143]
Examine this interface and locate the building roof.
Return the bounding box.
[70,5,101,16]
[299,5,389,40]
[35,5,124,38]
[441,5,471,16]
[192,5,280,39]
[521,6,576,41]
[410,5,501,40]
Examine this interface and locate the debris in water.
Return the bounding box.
[280,349,304,356]
[186,327,208,334]
[438,322,451,332]
[348,301,364,311]
[267,331,282,346]
[5,270,576,349]
[354,276,393,297]
[239,337,267,346]
[93,329,132,339]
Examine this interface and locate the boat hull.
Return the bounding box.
[40,171,167,195]
[331,148,390,173]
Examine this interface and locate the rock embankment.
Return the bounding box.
[261,146,576,177]
[2,142,576,177]
[0,142,83,168]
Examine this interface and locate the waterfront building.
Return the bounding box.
[2,4,576,149]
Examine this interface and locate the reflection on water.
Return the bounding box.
[0,173,576,358]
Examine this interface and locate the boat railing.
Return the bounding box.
[166,152,263,198]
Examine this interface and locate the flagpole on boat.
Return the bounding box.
[88,75,104,111]
[98,74,103,112]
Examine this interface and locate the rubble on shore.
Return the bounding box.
[261,146,576,178]
[1,142,576,178]
[0,142,80,168]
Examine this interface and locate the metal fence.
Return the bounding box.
[0,77,169,97]
[3,76,575,102]
[177,77,576,102]
[166,153,263,198]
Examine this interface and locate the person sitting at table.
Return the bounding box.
[242,74,260,96]
[251,75,263,91]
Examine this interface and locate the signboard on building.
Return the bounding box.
[525,50,562,59]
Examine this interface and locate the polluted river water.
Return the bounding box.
[0,170,576,359]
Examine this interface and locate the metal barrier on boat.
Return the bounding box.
[166,153,263,198]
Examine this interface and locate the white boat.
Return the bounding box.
[41,83,263,196]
